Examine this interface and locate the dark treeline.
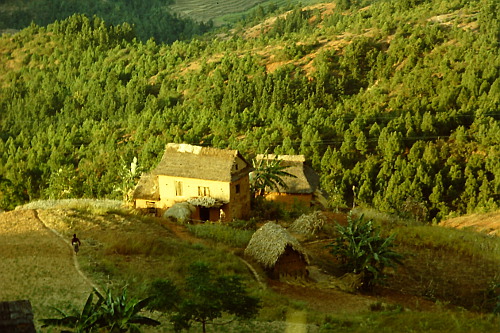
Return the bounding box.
[0,0,499,222]
[0,0,213,43]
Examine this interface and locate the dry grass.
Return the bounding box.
[441,211,500,236]
[3,202,500,332]
[0,210,94,330]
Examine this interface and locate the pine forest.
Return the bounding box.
[0,0,499,223]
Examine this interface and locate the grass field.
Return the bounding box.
[2,201,500,332]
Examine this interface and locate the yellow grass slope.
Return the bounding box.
[0,209,94,327]
[441,211,500,236]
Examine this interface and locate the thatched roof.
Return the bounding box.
[155,143,252,182]
[245,222,309,268]
[131,173,159,200]
[255,154,319,194]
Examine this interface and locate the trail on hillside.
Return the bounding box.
[35,209,100,292]
[0,209,95,326]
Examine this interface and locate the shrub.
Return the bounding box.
[186,223,254,248]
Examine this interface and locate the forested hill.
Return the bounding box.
[0,0,213,43]
[0,0,499,222]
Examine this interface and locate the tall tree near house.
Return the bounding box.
[249,155,296,197]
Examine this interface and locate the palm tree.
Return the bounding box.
[250,155,296,197]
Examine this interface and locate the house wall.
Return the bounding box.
[264,193,313,207]
[228,176,251,220]
[152,175,251,221]
[157,175,230,208]
[134,199,159,215]
[271,247,308,279]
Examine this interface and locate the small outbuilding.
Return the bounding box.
[0,300,36,333]
[245,222,309,279]
[253,154,322,208]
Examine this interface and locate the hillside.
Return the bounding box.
[0,0,213,43]
[1,0,499,221]
[441,211,500,236]
[1,202,500,332]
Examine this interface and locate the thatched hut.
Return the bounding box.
[254,154,323,208]
[0,300,36,333]
[245,222,309,279]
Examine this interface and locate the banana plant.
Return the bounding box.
[41,290,103,333]
[41,288,160,333]
[328,213,404,290]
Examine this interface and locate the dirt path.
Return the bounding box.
[35,209,99,292]
[0,209,94,327]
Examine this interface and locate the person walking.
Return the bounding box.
[71,234,81,254]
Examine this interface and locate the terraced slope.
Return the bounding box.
[169,0,266,23]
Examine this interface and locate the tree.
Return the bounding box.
[249,155,296,197]
[327,213,404,291]
[41,288,160,333]
[161,262,261,333]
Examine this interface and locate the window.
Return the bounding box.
[198,186,210,196]
[235,184,240,194]
[175,181,183,196]
[146,201,156,215]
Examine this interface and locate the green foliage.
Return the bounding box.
[41,288,160,333]
[0,1,211,44]
[250,156,296,196]
[146,279,180,313]
[154,261,261,333]
[98,288,160,332]
[328,213,404,290]
[41,291,103,333]
[0,0,499,222]
[186,223,254,248]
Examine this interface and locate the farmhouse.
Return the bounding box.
[254,154,321,207]
[245,222,309,279]
[132,143,252,221]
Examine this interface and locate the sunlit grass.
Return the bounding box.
[186,222,254,248]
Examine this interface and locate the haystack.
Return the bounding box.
[245,222,309,279]
[163,202,196,222]
[289,211,326,235]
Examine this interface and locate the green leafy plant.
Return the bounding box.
[149,261,261,333]
[98,288,160,332]
[41,290,103,333]
[250,155,296,197]
[328,213,404,291]
[41,288,160,333]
